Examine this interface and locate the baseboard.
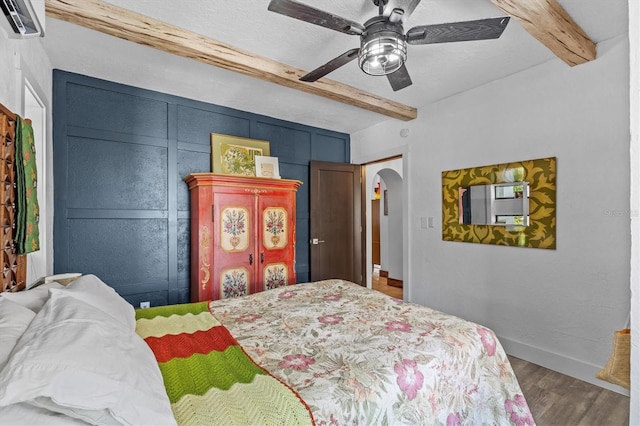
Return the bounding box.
[499,335,630,397]
[379,270,389,278]
[387,277,403,288]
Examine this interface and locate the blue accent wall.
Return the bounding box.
[53,70,350,306]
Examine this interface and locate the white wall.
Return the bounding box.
[352,36,631,394]
[364,159,404,290]
[0,32,54,282]
[378,169,403,281]
[628,0,639,420]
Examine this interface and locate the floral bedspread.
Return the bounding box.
[209,279,534,425]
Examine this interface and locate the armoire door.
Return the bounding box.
[257,191,296,292]
[212,191,256,299]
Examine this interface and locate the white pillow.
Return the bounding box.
[0,282,64,313]
[52,274,136,331]
[0,402,90,425]
[0,290,176,426]
[0,298,36,371]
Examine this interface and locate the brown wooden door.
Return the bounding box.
[371,199,381,265]
[310,161,364,285]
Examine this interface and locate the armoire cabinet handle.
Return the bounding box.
[249,253,253,265]
[260,253,264,264]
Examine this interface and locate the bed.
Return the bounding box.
[0,275,534,425]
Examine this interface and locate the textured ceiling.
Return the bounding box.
[42,0,627,133]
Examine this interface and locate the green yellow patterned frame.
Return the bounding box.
[442,157,556,249]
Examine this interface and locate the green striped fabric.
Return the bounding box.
[159,347,266,403]
[135,301,210,320]
[135,302,314,425]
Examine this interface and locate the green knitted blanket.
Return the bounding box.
[136,302,314,425]
[14,116,39,254]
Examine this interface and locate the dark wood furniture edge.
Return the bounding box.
[0,102,28,292]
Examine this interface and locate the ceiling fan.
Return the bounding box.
[268,0,510,91]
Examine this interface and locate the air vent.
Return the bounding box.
[0,0,43,38]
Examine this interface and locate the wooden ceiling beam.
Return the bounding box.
[490,0,596,66]
[45,0,417,121]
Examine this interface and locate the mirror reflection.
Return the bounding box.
[459,182,529,226]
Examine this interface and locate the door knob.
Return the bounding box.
[310,238,325,245]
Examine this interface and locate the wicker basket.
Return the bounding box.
[596,328,630,389]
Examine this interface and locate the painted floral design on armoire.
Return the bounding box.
[185,174,301,302]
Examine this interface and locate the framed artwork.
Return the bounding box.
[211,133,270,176]
[255,155,280,178]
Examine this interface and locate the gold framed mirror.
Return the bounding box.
[442,157,556,249]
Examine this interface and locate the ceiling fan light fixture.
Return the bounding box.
[359,30,407,76]
[268,0,510,92]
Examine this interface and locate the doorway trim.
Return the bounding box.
[355,145,410,301]
[19,61,51,287]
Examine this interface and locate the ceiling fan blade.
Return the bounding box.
[387,64,412,91]
[268,0,365,36]
[406,17,510,45]
[384,0,422,23]
[300,48,360,82]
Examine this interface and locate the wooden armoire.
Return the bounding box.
[185,173,301,302]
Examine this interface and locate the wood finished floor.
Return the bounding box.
[371,266,403,299]
[371,269,630,426]
[508,355,629,426]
